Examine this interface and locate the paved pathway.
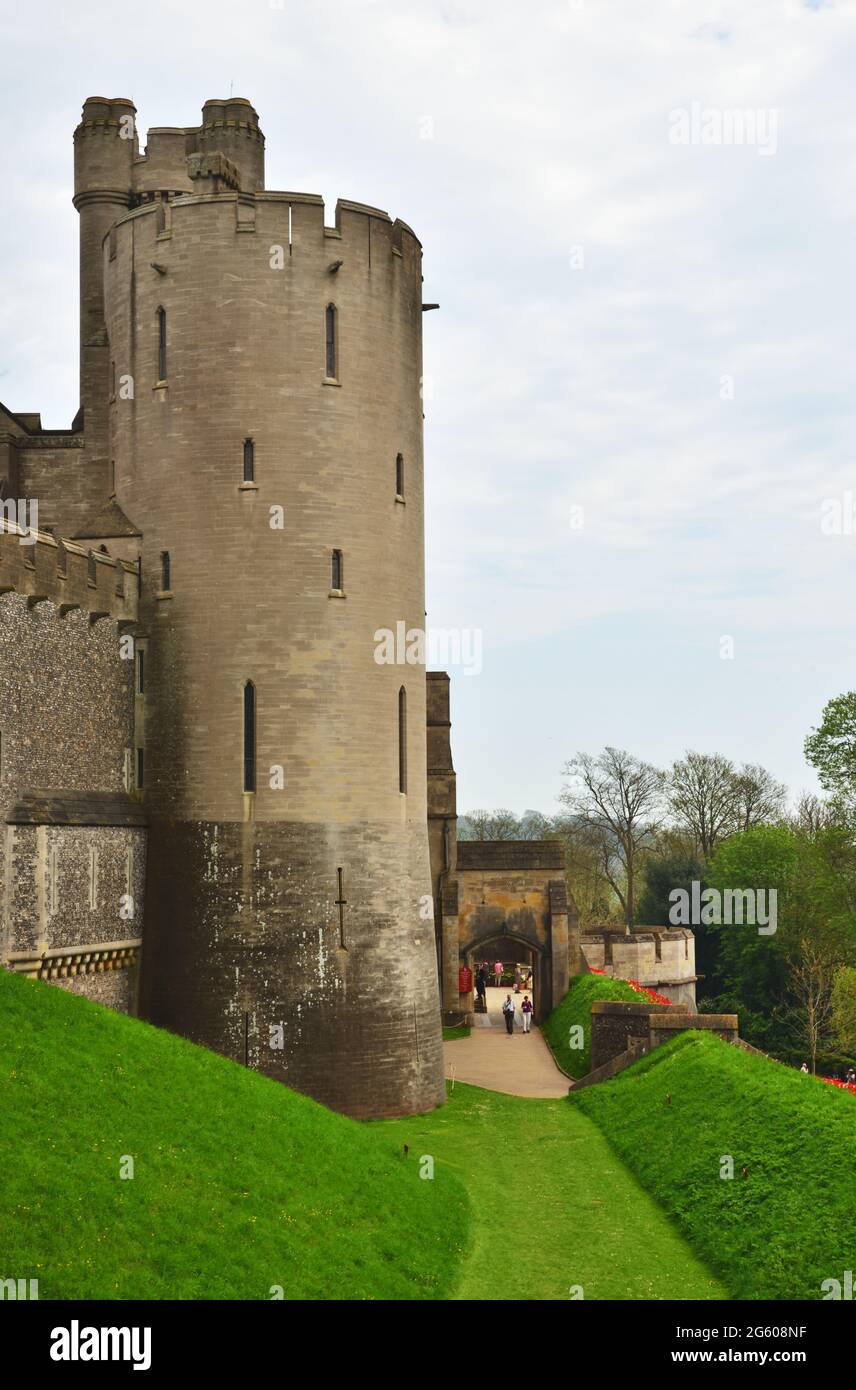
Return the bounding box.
[444,987,569,1099]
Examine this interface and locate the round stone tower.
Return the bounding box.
[73,97,137,474]
[102,99,444,1118]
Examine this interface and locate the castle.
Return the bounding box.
[0,97,696,1120]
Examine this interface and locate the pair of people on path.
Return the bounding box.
[502,993,533,1034]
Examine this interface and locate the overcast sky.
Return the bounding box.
[1,0,854,816]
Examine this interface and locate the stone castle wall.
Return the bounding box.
[0,524,144,1007]
[581,926,698,1010]
[0,96,445,1120]
[95,102,442,1117]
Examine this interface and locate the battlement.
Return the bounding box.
[580,925,698,1010]
[0,520,138,622]
[74,97,264,204]
[108,185,422,270]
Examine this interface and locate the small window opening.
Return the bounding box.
[398,686,407,793]
[331,549,343,591]
[243,681,256,793]
[157,306,167,381]
[325,303,337,379]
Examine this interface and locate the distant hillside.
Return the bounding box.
[0,972,469,1300]
[574,1031,856,1300]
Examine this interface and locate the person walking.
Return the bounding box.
[475,966,487,1011]
[493,960,503,989]
[502,994,515,1035]
[521,994,533,1033]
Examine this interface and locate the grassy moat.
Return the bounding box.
[1,969,853,1300]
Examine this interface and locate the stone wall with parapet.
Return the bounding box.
[0,519,138,620]
[0,522,143,1012]
[589,1000,738,1074]
[590,1001,684,1070]
[581,925,698,1011]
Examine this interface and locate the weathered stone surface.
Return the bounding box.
[0,95,447,1119]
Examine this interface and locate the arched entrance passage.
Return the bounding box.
[466,930,546,1023]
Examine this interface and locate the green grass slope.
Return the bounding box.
[542,973,643,1077]
[0,971,469,1300]
[573,1031,856,1300]
[376,1083,726,1300]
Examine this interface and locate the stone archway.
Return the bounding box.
[466,930,544,1021]
[438,841,579,1023]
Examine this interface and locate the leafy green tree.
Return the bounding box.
[831,965,856,1053]
[704,826,798,1052]
[804,692,856,801]
[637,852,704,926]
[636,850,723,994]
[706,824,856,1057]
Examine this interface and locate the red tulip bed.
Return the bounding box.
[820,1076,856,1095]
[589,966,671,1006]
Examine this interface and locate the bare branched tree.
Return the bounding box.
[559,747,663,929]
[457,808,521,840]
[784,938,838,1075]
[668,751,739,861]
[733,763,788,832]
[791,791,835,836]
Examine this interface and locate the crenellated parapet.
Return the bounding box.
[581,926,699,1010]
[0,520,138,622]
[106,186,423,279]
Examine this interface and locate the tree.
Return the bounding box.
[705,822,856,1058]
[559,747,663,929]
[457,808,521,840]
[704,825,797,1052]
[668,751,739,861]
[783,939,838,1074]
[831,966,856,1054]
[518,809,554,840]
[791,792,835,835]
[551,814,622,925]
[636,851,704,926]
[804,692,856,801]
[733,763,787,832]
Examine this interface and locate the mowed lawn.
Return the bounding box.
[376,1082,727,1301]
[0,971,468,1300]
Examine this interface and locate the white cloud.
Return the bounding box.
[2,0,855,807]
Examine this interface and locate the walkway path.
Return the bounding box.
[444,987,569,1099]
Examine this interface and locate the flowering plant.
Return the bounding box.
[820,1077,856,1095]
[589,967,671,1006]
